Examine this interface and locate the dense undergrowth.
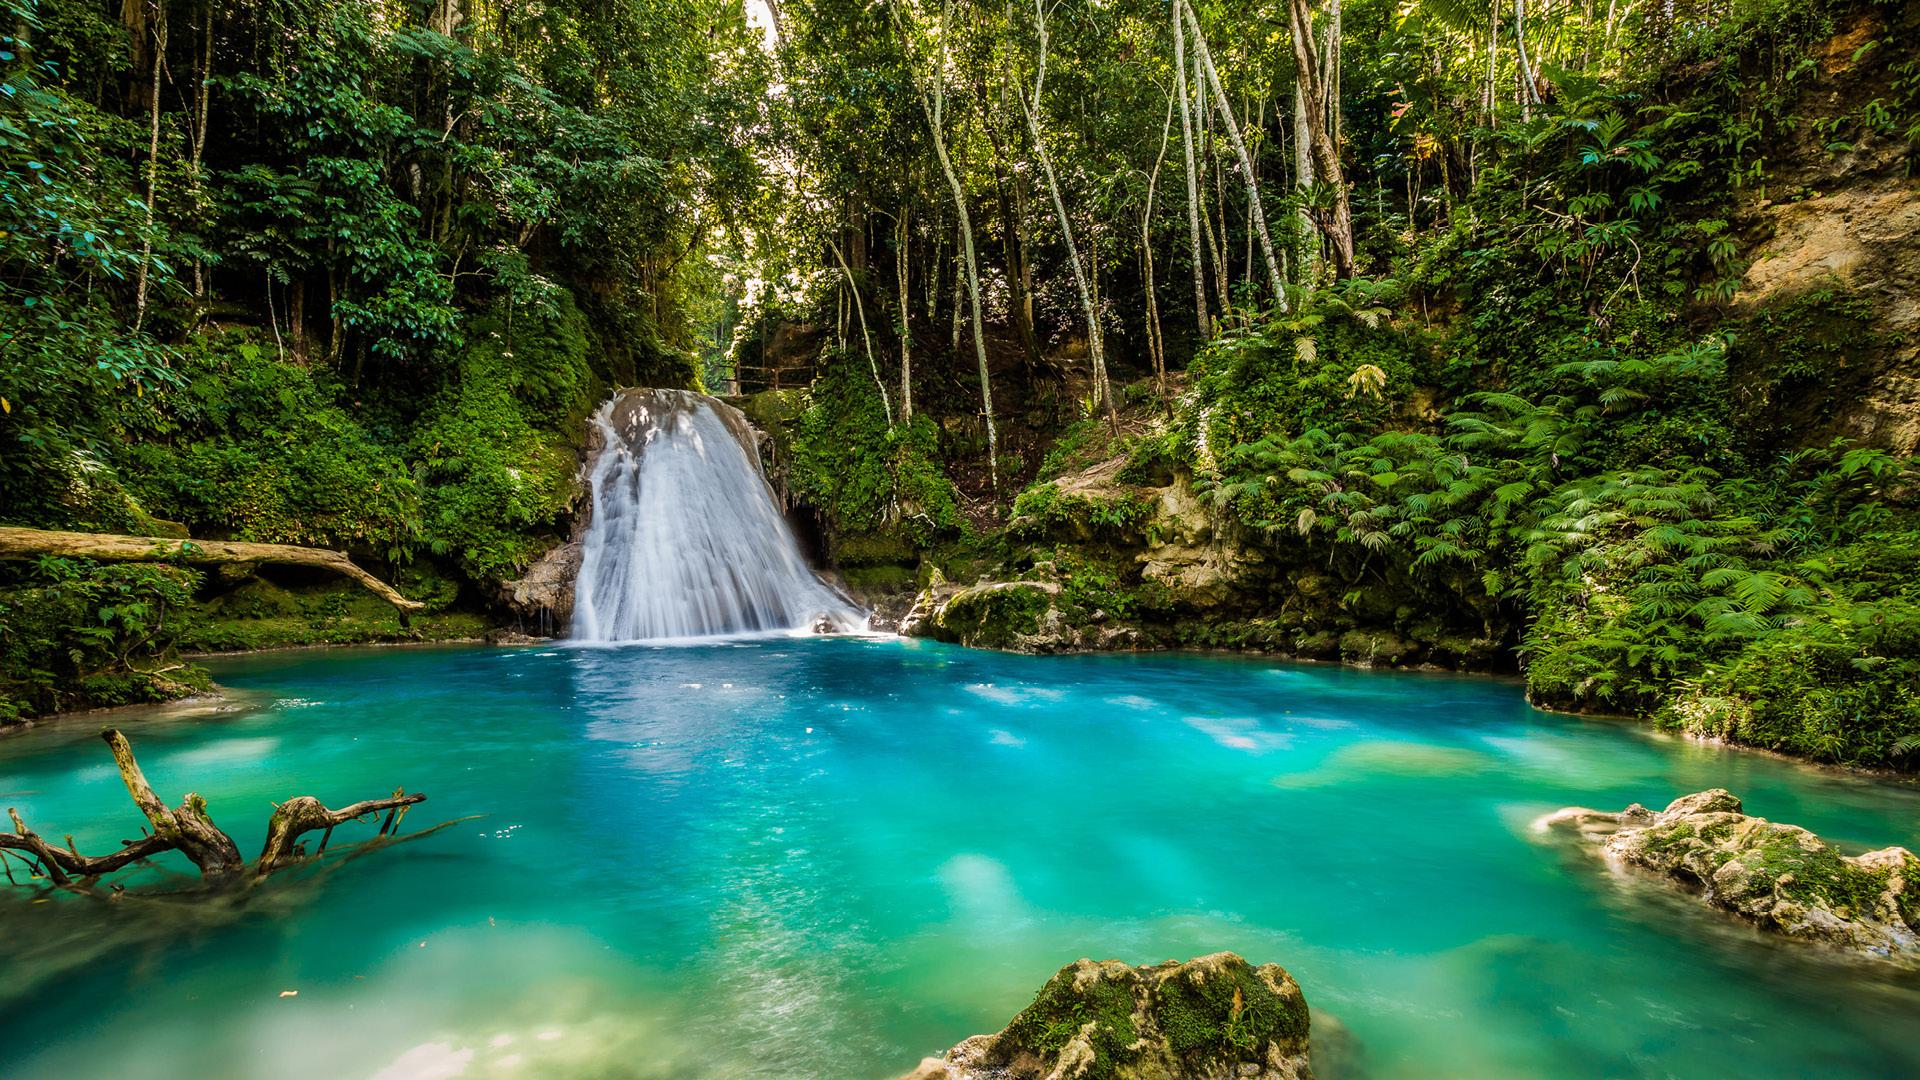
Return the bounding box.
[0,0,747,718]
[7,0,1920,777]
[757,0,1920,768]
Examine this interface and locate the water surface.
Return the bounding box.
[2,639,1916,1079]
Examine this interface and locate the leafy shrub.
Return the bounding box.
[410,298,597,582]
[117,328,422,556]
[787,348,964,550]
[0,558,208,719]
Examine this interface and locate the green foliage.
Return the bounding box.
[175,571,487,653]
[0,558,208,719]
[118,329,422,556]
[787,348,964,551]
[1010,483,1157,545]
[1154,964,1307,1066]
[1185,279,1424,452]
[999,968,1138,1077]
[932,583,1053,650]
[410,298,597,581]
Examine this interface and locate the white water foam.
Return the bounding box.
[570,389,867,642]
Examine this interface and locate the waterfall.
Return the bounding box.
[571,389,868,642]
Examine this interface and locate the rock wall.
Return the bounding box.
[1731,4,1920,452]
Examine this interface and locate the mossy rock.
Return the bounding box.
[833,531,922,568]
[178,571,488,652]
[906,953,1313,1080]
[920,581,1059,651]
[1551,789,1920,966]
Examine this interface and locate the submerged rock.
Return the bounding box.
[1542,789,1920,964]
[903,953,1314,1080]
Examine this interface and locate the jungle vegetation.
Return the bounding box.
[3,0,1918,767]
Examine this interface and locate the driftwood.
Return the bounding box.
[0,527,423,619]
[0,729,425,891]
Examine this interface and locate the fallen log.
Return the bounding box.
[0,527,423,620]
[0,729,428,892]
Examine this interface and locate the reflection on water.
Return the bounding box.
[1,638,1917,1079]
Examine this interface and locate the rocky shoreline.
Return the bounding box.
[1541,790,1920,966]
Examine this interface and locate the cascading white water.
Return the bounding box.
[571,389,868,642]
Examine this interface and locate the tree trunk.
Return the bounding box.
[827,237,894,426]
[2,730,427,891]
[1173,0,1210,339]
[256,790,423,876]
[1199,63,1231,311]
[133,0,167,332]
[896,211,913,423]
[288,280,308,361]
[1283,0,1357,277]
[1144,89,1176,400]
[1293,82,1318,275]
[105,728,247,883]
[1181,0,1288,306]
[1514,0,1541,117]
[1017,0,1115,427]
[190,1,213,301]
[898,0,998,489]
[0,528,424,617]
[980,113,1044,369]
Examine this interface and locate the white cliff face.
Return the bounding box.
[570,389,866,642]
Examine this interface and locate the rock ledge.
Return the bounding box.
[1542,789,1920,964]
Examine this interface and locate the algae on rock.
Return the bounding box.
[903,952,1315,1080]
[1541,789,1920,965]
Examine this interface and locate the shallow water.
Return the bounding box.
[2,638,1917,1079]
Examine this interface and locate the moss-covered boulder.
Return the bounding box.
[1542,790,1920,965]
[903,953,1314,1080]
[904,579,1063,652]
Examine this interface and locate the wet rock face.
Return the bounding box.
[1542,789,1920,965]
[499,539,583,631]
[902,578,1143,654]
[904,579,1065,653]
[904,953,1314,1080]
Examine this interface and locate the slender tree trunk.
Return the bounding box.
[827,237,893,426]
[1199,68,1230,310]
[1321,0,1342,149]
[926,215,944,320]
[1243,95,1258,292]
[1144,89,1175,400]
[896,210,913,423]
[288,281,308,361]
[1514,0,1541,117]
[1181,0,1288,307]
[1282,0,1357,276]
[1016,0,1114,426]
[898,0,998,488]
[979,104,1044,368]
[133,0,167,332]
[950,224,964,352]
[1293,82,1318,275]
[1484,0,1500,136]
[190,0,212,301]
[1173,0,1209,339]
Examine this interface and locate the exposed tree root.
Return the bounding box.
[1,729,428,892]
